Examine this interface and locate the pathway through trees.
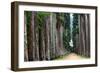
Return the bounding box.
[55,53,88,60]
[24,11,90,61]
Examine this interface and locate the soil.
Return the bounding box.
[62,53,85,60]
[55,53,87,60]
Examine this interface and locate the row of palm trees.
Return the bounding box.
[24,11,90,61]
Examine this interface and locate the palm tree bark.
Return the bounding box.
[56,13,65,57]
[34,12,40,60]
[79,14,90,57]
[39,17,46,60]
[24,12,28,61]
[27,12,34,61]
[44,15,50,60]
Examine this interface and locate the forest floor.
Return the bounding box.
[55,53,88,60]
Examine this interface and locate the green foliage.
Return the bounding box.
[73,14,79,34]
[25,11,51,31]
[58,13,65,25]
[63,29,71,51]
[36,12,50,30]
[64,13,70,29]
[63,13,79,52]
[63,13,72,51]
[72,14,79,50]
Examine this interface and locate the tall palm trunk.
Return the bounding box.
[44,15,50,60]
[79,14,90,57]
[24,12,28,61]
[34,12,40,60]
[84,14,90,57]
[26,12,35,61]
[39,17,46,60]
[51,13,56,59]
[56,13,65,56]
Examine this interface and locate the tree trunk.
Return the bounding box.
[34,12,40,60]
[56,13,65,57]
[44,15,50,60]
[39,17,46,60]
[51,13,57,59]
[79,14,90,57]
[85,14,90,57]
[27,12,34,61]
[24,12,28,61]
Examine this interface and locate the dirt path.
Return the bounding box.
[56,53,86,60]
[62,53,85,60]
